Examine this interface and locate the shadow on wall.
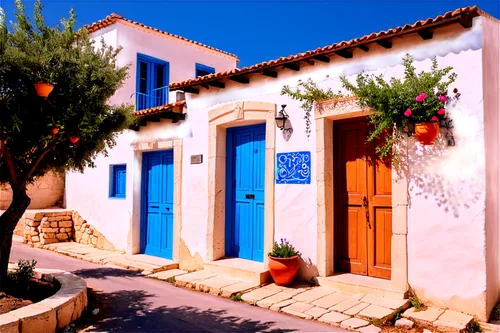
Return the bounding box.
[72,288,297,333]
[393,100,485,218]
[297,257,319,282]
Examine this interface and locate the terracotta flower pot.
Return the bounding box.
[34,82,54,99]
[414,122,440,145]
[268,255,299,286]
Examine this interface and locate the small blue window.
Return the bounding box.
[110,164,127,198]
[195,63,215,78]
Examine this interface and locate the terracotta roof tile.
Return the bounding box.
[85,13,238,60]
[134,101,186,117]
[169,6,486,90]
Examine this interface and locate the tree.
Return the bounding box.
[0,0,134,290]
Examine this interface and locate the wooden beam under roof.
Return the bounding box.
[417,29,433,40]
[357,44,369,52]
[183,86,199,94]
[376,39,392,49]
[284,63,300,71]
[229,75,250,84]
[314,54,330,63]
[335,50,353,59]
[262,69,278,78]
[208,81,225,88]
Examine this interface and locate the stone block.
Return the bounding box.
[32,236,40,242]
[395,318,414,328]
[41,228,59,233]
[293,287,336,304]
[281,302,314,319]
[64,228,72,232]
[40,222,50,228]
[48,217,60,222]
[317,311,350,324]
[402,307,444,324]
[257,291,294,309]
[56,233,69,241]
[10,303,56,333]
[436,309,474,327]
[303,306,329,319]
[360,294,410,310]
[0,313,20,333]
[41,217,48,223]
[59,221,72,228]
[40,238,58,245]
[62,216,72,221]
[329,297,361,313]
[358,304,394,322]
[81,233,89,241]
[340,317,370,329]
[311,292,349,309]
[45,233,56,239]
[86,229,92,234]
[220,282,258,298]
[91,238,97,245]
[50,222,58,228]
[30,230,39,236]
[56,299,75,329]
[358,324,382,332]
[269,299,296,312]
[241,287,282,305]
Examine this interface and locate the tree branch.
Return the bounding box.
[2,145,21,189]
[22,149,51,184]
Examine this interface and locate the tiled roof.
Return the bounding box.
[169,6,486,90]
[134,101,186,117]
[85,13,238,60]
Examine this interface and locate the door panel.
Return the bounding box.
[141,150,174,259]
[226,124,266,262]
[334,118,392,279]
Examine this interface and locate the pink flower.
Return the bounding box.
[439,95,447,102]
[430,116,439,121]
[404,109,412,117]
[437,108,446,115]
[416,92,427,102]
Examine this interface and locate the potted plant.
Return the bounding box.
[340,54,458,157]
[268,238,300,286]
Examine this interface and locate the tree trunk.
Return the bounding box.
[0,189,30,291]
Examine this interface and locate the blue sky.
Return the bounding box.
[1,0,499,67]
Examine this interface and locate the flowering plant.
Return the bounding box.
[268,238,299,258]
[340,54,457,157]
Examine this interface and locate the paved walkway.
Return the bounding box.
[10,243,348,332]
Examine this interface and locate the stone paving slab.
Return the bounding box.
[311,292,350,309]
[340,317,370,329]
[196,276,240,295]
[358,304,394,322]
[395,318,414,328]
[293,287,336,304]
[360,294,410,310]
[344,302,370,316]
[269,299,296,312]
[329,297,361,313]
[436,309,474,327]
[174,271,217,288]
[317,311,350,325]
[402,306,445,324]
[358,324,382,332]
[148,269,188,282]
[281,302,314,319]
[220,281,259,298]
[257,291,295,309]
[241,286,282,305]
[304,306,329,320]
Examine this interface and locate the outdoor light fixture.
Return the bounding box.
[445,131,456,146]
[275,104,291,132]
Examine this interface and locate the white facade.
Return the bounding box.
[65,19,238,251]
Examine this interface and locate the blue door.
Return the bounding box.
[141,150,174,259]
[226,124,266,262]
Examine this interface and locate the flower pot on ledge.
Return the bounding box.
[268,255,299,286]
[414,121,440,145]
[34,82,54,99]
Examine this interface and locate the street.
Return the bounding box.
[10,243,349,333]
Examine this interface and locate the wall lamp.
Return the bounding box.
[275,104,292,133]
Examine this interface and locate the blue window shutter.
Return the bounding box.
[195,63,215,77]
[110,164,127,198]
[136,53,170,110]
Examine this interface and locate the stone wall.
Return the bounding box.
[24,211,73,246]
[0,171,65,210]
[19,210,116,252]
[72,211,116,251]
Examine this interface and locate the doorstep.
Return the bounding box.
[203,257,270,285]
[315,273,408,300]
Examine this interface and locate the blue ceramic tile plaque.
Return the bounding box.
[276,151,311,184]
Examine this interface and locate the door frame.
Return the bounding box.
[315,97,409,291]
[129,140,183,262]
[206,101,277,266]
[140,149,175,258]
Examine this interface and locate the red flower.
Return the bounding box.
[439,95,447,102]
[404,109,412,117]
[437,108,446,115]
[430,116,439,122]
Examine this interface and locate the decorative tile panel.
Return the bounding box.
[276,151,311,184]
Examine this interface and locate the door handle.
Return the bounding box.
[362,196,370,228]
[150,205,159,208]
[245,194,255,199]
[166,207,170,211]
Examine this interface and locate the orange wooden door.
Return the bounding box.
[334,118,392,279]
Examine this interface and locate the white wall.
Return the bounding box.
[65,21,237,251]
[182,17,490,315]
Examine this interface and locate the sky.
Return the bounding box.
[0,0,498,67]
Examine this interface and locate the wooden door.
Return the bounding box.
[334,118,392,279]
[225,124,266,262]
[141,150,174,259]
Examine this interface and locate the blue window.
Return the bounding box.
[195,63,215,78]
[110,164,127,198]
[136,53,169,110]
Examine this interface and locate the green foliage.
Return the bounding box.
[231,293,242,302]
[410,295,427,312]
[340,54,457,157]
[390,309,402,325]
[281,78,342,137]
[268,238,299,258]
[0,0,134,187]
[465,319,484,333]
[8,259,37,288]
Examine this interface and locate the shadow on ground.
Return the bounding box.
[71,267,143,280]
[70,288,295,333]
